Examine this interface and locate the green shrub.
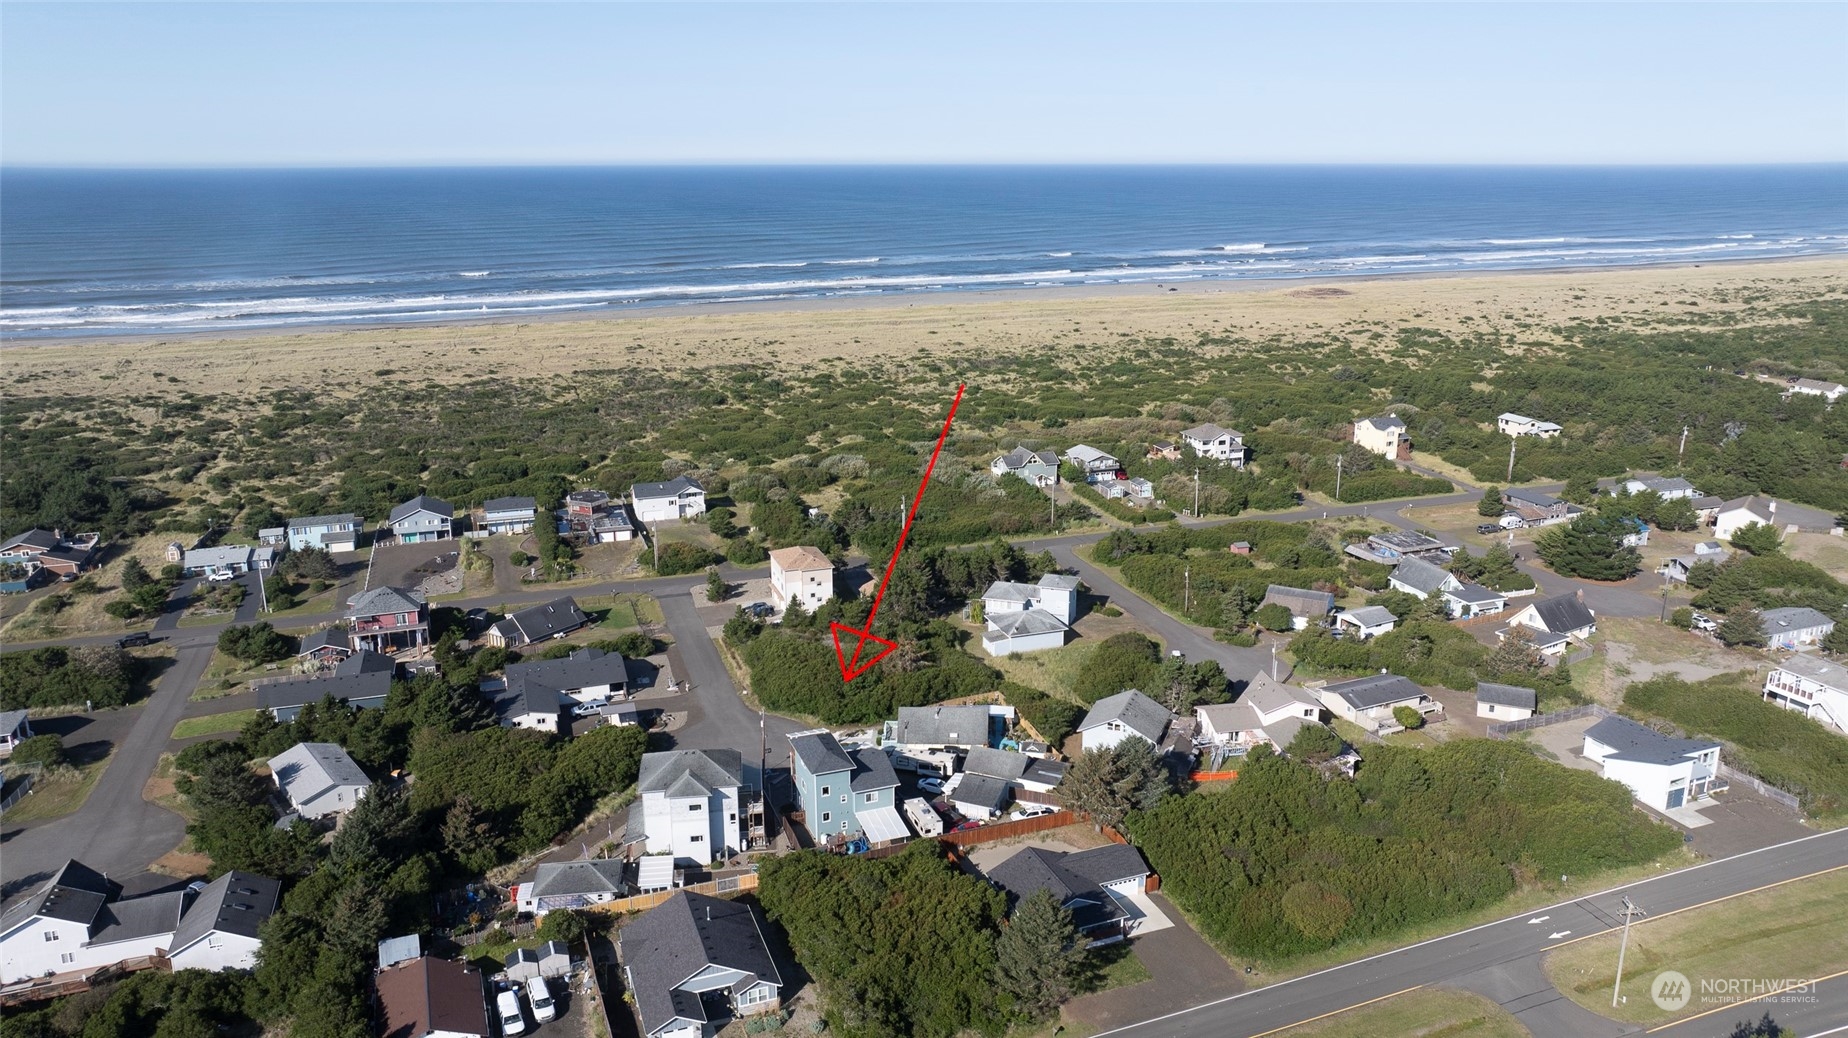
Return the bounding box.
[653,542,721,576]
[8,734,67,769]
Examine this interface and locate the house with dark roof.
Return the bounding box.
[1760,607,1835,651]
[1713,496,1777,541]
[631,476,707,525]
[514,859,631,916]
[1316,674,1437,734]
[961,747,1066,794]
[633,748,746,864]
[268,741,370,820]
[985,844,1152,937]
[480,495,538,535]
[0,528,100,579]
[375,956,489,1038]
[1582,716,1720,811]
[1504,487,1582,527]
[165,870,280,972]
[345,585,429,652]
[945,772,1014,820]
[255,662,394,722]
[1180,423,1250,466]
[1502,592,1597,653]
[293,626,354,666]
[386,494,454,543]
[487,647,634,732]
[788,730,906,846]
[990,447,1060,487]
[1388,556,1461,599]
[618,892,783,1038]
[1077,689,1175,753]
[1353,414,1410,458]
[180,543,275,577]
[486,596,592,648]
[1260,584,1335,630]
[883,704,1014,755]
[1,709,34,757]
[1440,581,1507,620]
[1475,682,1537,721]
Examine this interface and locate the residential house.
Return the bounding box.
[1440,582,1507,620]
[562,489,636,542]
[1788,377,1847,402]
[256,527,287,548]
[1501,591,1597,654]
[1658,545,1732,583]
[486,596,592,648]
[1617,516,1651,548]
[883,703,1014,756]
[1345,530,1453,565]
[991,447,1060,487]
[788,730,905,845]
[345,585,429,652]
[1475,682,1537,721]
[1497,413,1563,438]
[1352,415,1410,459]
[1145,441,1182,462]
[1317,673,1437,734]
[1260,584,1335,630]
[375,956,489,1038]
[480,496,538,535]
[619,892,783,1038]
[601,701,643,728]
[0,528,99,579]
[386,495,454,543]
[1099,477,1156,502]
[294,627,354,667]
[633,748,746,864]
[566,489,613,518]
[978,573,1080,656]
[505,941,572,982]
[1,860,277,983]
[180,544,275,578]
[1763,654,1848,732]
[961,746,1067,795]
[986,844,1151,937]
[255,653,394,721]
[268,741,370,821]
[1690,495,1726,524]
[285,513,362,553]
[1760,607,1836,651]
[491,647,634,731]
[514,860,631,916]
[1194,673,1324,754]
[945,772,1014,820]
[378,934,423,970]
[1713,496,1778,541]
[631,476,707,525]
[1333,605,1397,640]
[1,710,33,756]
[1582,715,1720,811]
[1502,487,1580,527]
[1180,423,1249,465]
[1388,556,1461,599]
[1076,689,1175,753]
[769,546,835,612]
[1063,445,1123,485]
[1618,476,1700,501]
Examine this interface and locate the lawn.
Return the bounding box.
[1272,987,1528,1037]
[1,753,112,824]
[1786,530,1848,576]
[986,638,1097,704]
[1543,865,1848,1027]
[1086,940,1153,994]
[172,708,257,741]
[193,649,289,701]
[584,593,666,630]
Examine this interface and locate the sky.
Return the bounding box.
[3,3,1844,166]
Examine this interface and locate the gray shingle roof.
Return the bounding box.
[295,627,350,656]
[171,870,279,948]
[981,579,1040,604]
[1762,607,1835,635]
[1391,557,1456,595]
[1078,689,1174,743]
[256,670,393,713]
[345,584,426,617]
[1321,673,1427,711]
[1445,582,1506,605]
[1719,496,1775,523]
[888,705,999,749]
[0,528,62,552]
[787,730,855,777]
[631,475,705,500]
[531,858,628,899]
[268,742,370,805]
[0,709,30,737]
[0,860,115,934]
[334,650,396,675]
[638,749,744,796]
[1773,654,1848,688]
[89,890,185,947]
[499,597,591,644]
[483,496,537,512]
[962,747,1030,782]
[1262,584,1335,619]
[949,773,1013,813]
[1242,673,1321,716]
[620,892,782,1036]
[1585,715,1718,765]
[1640,477,1697,495]
[1505,487,1564,509]
[988,609,1069,638]
[1339,606,1398,627]
[1181,423,1242,443]
[1528,593,1596,634]
[504,646,630,696]
[1476,682,1537,710]
[849,746,899,793]
[389,494,454,523]
[286,513,359,531]
[986,846,1147,931]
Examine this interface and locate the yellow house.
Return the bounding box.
[1353,415,1410,459]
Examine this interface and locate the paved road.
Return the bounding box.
[1094,828,1848,1038]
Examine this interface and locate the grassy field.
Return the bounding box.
[0,533,188,640]
[585,592,666,629]
[1272,987,1528,1037]
[986,638,1097,704]
[1,754,112,824]
[172,709,257,741]
[1786,531,1848,576]
[1543,864,1848,1027]
[193,649,291,700]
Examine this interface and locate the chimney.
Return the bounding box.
[1768,500,1777,516]
[1576,589,1584,602]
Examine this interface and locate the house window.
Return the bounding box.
[688,804,702,812]
[820,812,831,824]
[864,792,877,804]
[43,931,58,942]
[60,952,75,965]
[208,936,222,949]
[1486,704,1497,714]
[396,613,408,625]
[738,984,771,1006]
[819,785,829,797]
[690,834,703,843]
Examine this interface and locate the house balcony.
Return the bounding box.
[1764,679,1814,700]
[352,617,427,634]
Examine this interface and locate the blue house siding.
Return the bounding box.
[791,756,859,837]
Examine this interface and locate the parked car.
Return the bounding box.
[525,976,557,1023]
[917,776,945,794]
[496,989,527,1036]
[1010,803,1057,821]
[951,820,984,833]
[1690,612,1718,632]
[745,602,774,619]
[206,569,237,582]
[116,631,151,648]
[1476,523,1502,535]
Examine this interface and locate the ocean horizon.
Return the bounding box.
[4,164,1846,338]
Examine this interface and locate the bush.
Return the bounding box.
[1072,633,1164,704]
[1669,607,1694,630]
[1254,603,1295,632]
[727,537,769,565]
[603,631,661,658]
[8,734,67,769]
[1535,513,1642,581]
[1392,705,1425,730]
[653,541,721,576]
[0,646,138,710]
[217,622,295,664]
[1216,629,1260,647]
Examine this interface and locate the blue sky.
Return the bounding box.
[3,3,1843,165]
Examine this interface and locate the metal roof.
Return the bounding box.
[378,933,423,970]
[857,804,911,844]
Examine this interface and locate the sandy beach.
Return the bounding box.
[6,256,1845,399]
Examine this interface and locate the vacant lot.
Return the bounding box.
[172,709,257,741]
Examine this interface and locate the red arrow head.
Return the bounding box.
[830,622,897,683]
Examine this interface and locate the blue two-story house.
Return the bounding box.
[787,729,907,849]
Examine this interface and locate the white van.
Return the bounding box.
[525,976,557,1023]
[496,989,527,1035]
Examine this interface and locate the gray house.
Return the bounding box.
[285,513,361,552]
[506,940,572,982]
[481,496,538,535]
[619,892,783,1038]
[990,447,1060,487]
[986,844,1152,936]
[1076,690,1174,753]
[385,494,454,543]
[487,596,592,648]
[788,729,905,846]
[1260,584,1336,630]
[255,654,395,721]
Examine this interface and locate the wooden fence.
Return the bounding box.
[0,772,35,816]
[1188,770,1240,783]
[1485,702,1612,739]
[581,870,759,915]
[1718,763,1802,813]
[940,810,1078,847]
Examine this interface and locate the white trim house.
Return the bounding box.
[1582,715,1720,811]
[1764,654,1848,732]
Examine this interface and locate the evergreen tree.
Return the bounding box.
[1824,623,1848,657]
[705,567,727,603]
[120,557,154,592]
[1716,607,1766,648]
[1254,603,1295,632]
[1064,739,1170,831]
[1477,486,1504,517]
[994,889,1085,1021]
[1562,471,1599,504]
[1655,497,1699,532]
[1535,513,1642,581]
[1729,522,1783,557]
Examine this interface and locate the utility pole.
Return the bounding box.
[1271,641,1278,681]
[1612,897,1645,1007]
[1183,566,1191,614]
[1660,578,1671,623]
[1507,436,1518,483]
[1678,425,1689,466]
[1335,455,1343,502]
[1193,467,1200,518]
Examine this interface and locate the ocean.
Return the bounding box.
[3,165,1845,338]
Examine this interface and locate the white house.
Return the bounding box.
[1316,673,1437,734]
[1180,423,1249,465]
[268,741,370,821]
[1388,556,1461,600]
[1076,689,1174,753]
[1764,654,1848,732]
[1713,496,1777,541]
[165,871,282,973]
[620,892,783,1038]
[385,494,454,543]
[1260,585,1336,630]
[1475,681,1537,721]
[769,545,835,612]
[1440,582,1508,620]
[1063,445,1122,485]
[481,495,538,535]
[1581,715,1720,811]
[284,513,361,553]
[1618,476,1700,501]
[1498,413,1563,438]
[1502,592,1597,651]
[1353,415,1409,458]
[1333,605,1398,640]
[630,476,707,525]
[515,859,631,916]
[633,748,744,865]
[1195,674,1323,753]
[986,844,1151,937]
[180,544,274,577]
[1760,607,1836,651]
[979,573,1080,656]
[991,447,1060,487]
[1788,377,1847,402]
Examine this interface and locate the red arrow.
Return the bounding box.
[831,383,965,682]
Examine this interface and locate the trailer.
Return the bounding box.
[902,797,944,838]
[889,748,959,777]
